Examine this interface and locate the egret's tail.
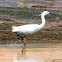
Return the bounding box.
[12,25,18,32]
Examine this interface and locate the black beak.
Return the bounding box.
[49,13,56,15]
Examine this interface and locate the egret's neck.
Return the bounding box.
[39,15,46,29]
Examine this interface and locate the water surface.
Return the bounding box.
[0,42,62,62]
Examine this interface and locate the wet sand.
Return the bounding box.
[0,42,62,62]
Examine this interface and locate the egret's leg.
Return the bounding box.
[17,34,20,39]
[17,34,20,36]
[17,34,26,46]
[23,35,26,46]
[23,37,26,46]
[17,33,23,40]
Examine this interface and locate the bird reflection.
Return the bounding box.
[22,46,26,56]
[17,46,26,60]
[13,46,26,62]
[13,46,38,62]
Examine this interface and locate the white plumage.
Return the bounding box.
[12,11,50,34]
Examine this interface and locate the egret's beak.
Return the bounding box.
[49,12,56,15]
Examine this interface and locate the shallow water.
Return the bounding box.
[0,42,62,62]
[0,42,62,48]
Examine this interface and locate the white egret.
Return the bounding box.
[12,11,53,46]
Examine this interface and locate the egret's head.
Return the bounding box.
[42,11,50,16]
[38,11,50,16]
[38,11,56,17]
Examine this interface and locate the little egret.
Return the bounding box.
[12,11,53,46]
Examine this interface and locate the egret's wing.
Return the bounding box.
[12,24,39,34]
[17,24,39,33]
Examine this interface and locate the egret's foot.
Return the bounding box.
[24,44,26,46]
